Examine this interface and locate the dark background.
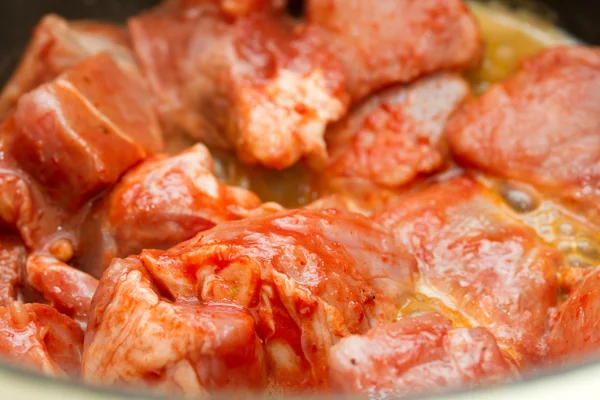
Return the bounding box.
[0,0,159,83]
[0,0,598,83]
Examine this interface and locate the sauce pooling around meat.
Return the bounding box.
[179,1,576,209]
[468,1,575,92]
[481,176,600,281]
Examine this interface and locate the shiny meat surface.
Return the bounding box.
[129,1,348,168]
[0,234,27,306]
[78,144,267,276]
[375,177,561,365]
[548,266,600,366]
[26,254,98,329]
[215,14,348,168]
[328,313,518,398]
[307,0,483,101]
[447,46,600,217]
[0,302,83,378]
[84,209,416,391]
[83,257,265,397]
[0,53,163,252]
[325,73,470,189]
[0,15,135,116]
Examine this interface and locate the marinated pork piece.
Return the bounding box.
[83,257,265,397]
[129,0,348,168]
[0,14,135,116]
[548,266,600,366]
[328,313,518,398]
[447,46,600,218]
[0,233,27,306]
[26,254,98,329]
[78,144,272,276]
[216,14,349,168]
[0,52,163,254]
[375,176,561,365]
[324,73,470,190]
[306,0,483,101]
[84,209,417,391]
[128,0,231,147]
[0,302,84,378]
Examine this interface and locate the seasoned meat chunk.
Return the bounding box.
[78,144,269,275]
[0,233,27,306]
[85,209,416,391]
[83,257,265,397]
[307,0,482,101]
[0,302,83,378]
[548,266,600,366]
[0,53,163,253]
[328,313,518,398]
[375,177,561,365]
[215,14,348,168]
[325,73,470,189]
[128,0,230,145]
[10,53,163,194]
[447,46,600,217]
[26,254,98,329]
[0,14,135,116]
[129,1,348,168]
[141,209,415,390]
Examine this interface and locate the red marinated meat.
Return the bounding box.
[0,302,83,378]
[324,73,470,190]
[447,46,600,218]
[0,233,27,306]
[328,313,518,398]
[83,209,416,391]
[548,266,600,366]
[77,144,271,275]
[0,15,135,116]
[26,254,98,329]
[0,1,597,396]
[129,0,348,168]
[0,53,163,254]
[83,257,265,396]
[306,0,482,101]
[375,176,561,365]
[128,0,231,146]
